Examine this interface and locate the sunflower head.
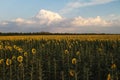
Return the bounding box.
[12,55,16,60]
[72,58,77,64]
[111,63,116,69]
[32,48,36,55]
[24,52,28,57]
[98,48,102,52]
[69,69,75,77]
[64,50,69,54]
[107,73,111,80]
[0,59,4,65]
[18,48,23,53]
[17,56,23,63]
[0,45,3,49]
[6,59,12,66]
[76,51,80,55]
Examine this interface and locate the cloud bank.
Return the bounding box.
[0,9,120,33]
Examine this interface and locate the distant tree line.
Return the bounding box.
[0,32,119,36]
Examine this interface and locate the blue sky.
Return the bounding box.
[0,0,69,20]
[0,0,120,33]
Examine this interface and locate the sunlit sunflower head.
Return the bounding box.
[64,50,69,54]
[76,51,80,55]
[17,56,23,63]
[12,55,16,60]
[6,59,12,66]
[0,59,4,65]
[107,73,111,80]
[0,45,3,49]
[24,52,28,57]
[72,58,77,64]
[69,69,75,77]
[111,63,116,69]
[32,48,36,55]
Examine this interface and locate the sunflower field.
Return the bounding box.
[0,35,120,80]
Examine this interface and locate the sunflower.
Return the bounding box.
[107,73,111,80]
[0,59,4,64]
[32,48,36,55]
[0,45,3,50]
[69,69,75,77]
[12,55,16,60]
[98,48,102,52]
[17,56,23,63]
[76,51,80,55]
[13,45,17,49]
[24,52,28,57]
[18,48,23,53]
[64,50,69,54]
[111,63,116,69]
[72,58,77,64]
[6,59,12,66]
[7,46,12,51]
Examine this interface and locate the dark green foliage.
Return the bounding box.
[0,39,120,80]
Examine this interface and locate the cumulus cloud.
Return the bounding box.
[71,16,110,26]
[0,9,120,33]
[35,9,63,25]
[60,0,115,14]
[15,18,25,23]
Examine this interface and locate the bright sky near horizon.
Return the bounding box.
[0,0,120,33]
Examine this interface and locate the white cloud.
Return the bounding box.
[11,18,35,25]
[35,9,63,25]
[15,18,24,23]
[71,16,110,26]
[0,21,8,25]
[60,0,115,14]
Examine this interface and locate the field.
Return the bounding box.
[0,35,120,80]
